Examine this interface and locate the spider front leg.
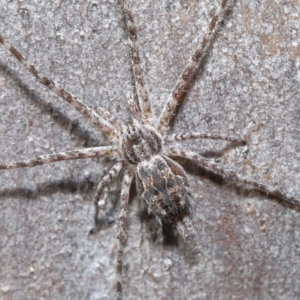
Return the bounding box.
[116,169,134,300]
[157,0,231,133]
[0,35,121,143]
[127,91,144,122]
[94,107,123,136]
[92,161,125,231]
[0,146,118,170]
[166,147,300,208]
[121,0,152,122]
[165,132,246,145]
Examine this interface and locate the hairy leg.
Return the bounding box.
[165,132,246,145]
[121,0,152,122]
[157,0,232,133]
[93,161,125,229]
[0,146,119,170]
[116,169,134,300]
[166,147,300,207]
[0,35,121,142]
[95,107,123,136]
[127,91,144,122]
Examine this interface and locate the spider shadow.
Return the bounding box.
[137,194,203,263]
[138,207,179,246]
[123,177,179,247]
[0,63,102,148]
[0,172,98,200]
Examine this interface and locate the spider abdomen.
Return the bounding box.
[136,155,195,244]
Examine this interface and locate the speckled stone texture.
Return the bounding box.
[0,1,299,299]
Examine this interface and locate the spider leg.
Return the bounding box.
[166,147,300,207]
[121,0,152,122]
[165,132,246,145]
[93,161,125,230]
[157,0,232,133]
[175,214,196,246]
[127,91,143,121]
[116,169,134,300]
[94,107,123,135]
[0,35,121,143]
[0,146,119,170]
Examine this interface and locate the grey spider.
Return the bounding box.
[0,0,299,299]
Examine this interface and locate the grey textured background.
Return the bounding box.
[0,0,299,299]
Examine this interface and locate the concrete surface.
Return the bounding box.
[0,0,299,299]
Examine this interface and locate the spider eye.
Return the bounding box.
[127,126,138,135]
[153,188,159,196]
[126,126,142,144]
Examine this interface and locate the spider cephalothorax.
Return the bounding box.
[121,121,163,164]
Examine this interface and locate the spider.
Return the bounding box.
[0,0,299,299]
